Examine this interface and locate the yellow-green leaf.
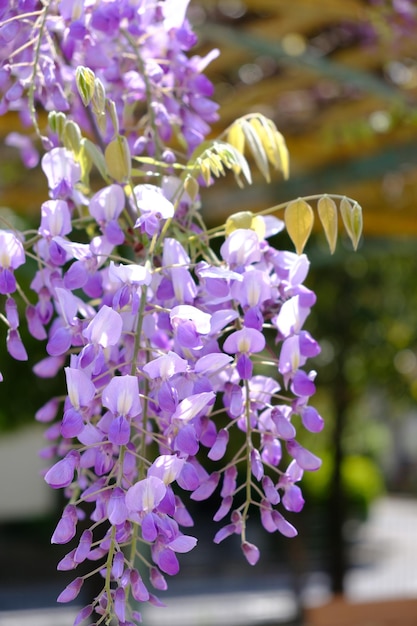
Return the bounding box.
[81,138,109,181]
[225,211,254,235]
[184,175,199,201]
[318,195,338,254]
[250,117,280,173]
[241,118,270,182]
[273,128,290,180]
[199,159,212,185]
[285,198,314,254]
[340,197,363,250]
[225,210,266,240]
[227,121,245,156]
[104,135,131,182]
[63,120,82,156]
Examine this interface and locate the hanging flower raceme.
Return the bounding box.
[0,1,364,625]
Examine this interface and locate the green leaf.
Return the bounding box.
[318,195,338,254]
[285,198,314,254]
[63,120,82,156]
[340,197,363,250]
[81,138,109,181]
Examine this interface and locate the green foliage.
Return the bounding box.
[302,452,385,512]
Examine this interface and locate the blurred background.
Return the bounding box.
[2,0,417,625]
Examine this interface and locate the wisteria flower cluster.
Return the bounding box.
[0,2,362,625]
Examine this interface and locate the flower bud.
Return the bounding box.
[105,135,131,182]
[75,66,96,107]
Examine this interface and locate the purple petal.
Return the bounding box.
[102,375,141,418]
[83,304,123,347]
[51,505,78,544]
[150,567,168,591]
[242,541,260,565]
[26,304,47,340]
[57,577,83,603]
[291,370,316,397]
[65,367,96,408]
[301,406,324,432]
[108,487,128,525]
[237,353,253,380]
[33,355,65,378]
[46,326,72,356]
[126,476,166,513]
[172,391,215,422]
[61,408,84,438]
[262,476,280,505]
[272,510,298,538]
[223,327,265,355]
[282,485,305,513]
[157,548,179,575]
[174,423,199,456]
[208,428,229,461]
[45,451,79,489]
[286,440,321,471]
[35,398,60,423]
[0,269,16,294]
[191,472,220,501]
[131,569,150,602]
[251,449,264,481]
[6,329,28,360]
[168,535,197,553]
[114,587,126,623]
[109,415,130,445]
[74,530,92,564]
[213,496,233,522]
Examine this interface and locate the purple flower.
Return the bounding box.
[45,451,79,489]
[126,476,166,514]
[39,200,72,239]
[89,184,125,245]
[57,577,84,603]
[41,148,81,198]
[82,304,123,348]
[143,351,188,380]
[51,504,78,544]
[0,231,25,294]
[102,375,142,419]
[223,327,266,355]
[242,541,260,565]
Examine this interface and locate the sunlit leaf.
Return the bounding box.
[105,135,131,182]
[225,210,266,240]
[285,198,314,254]
[200,159,212,185]
[250,116,289,180]
[340,197,363,250]
[225,211,254,235]
[318,195,338,254]
[184,175,199,201]
[272,126,290,180]
[240,118,270,182]
[226,121,245,156]
[190,141,252,187]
